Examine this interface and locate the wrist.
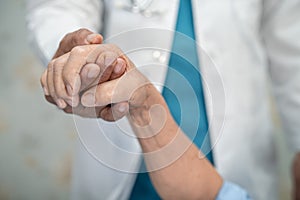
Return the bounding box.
[128,84,165,127]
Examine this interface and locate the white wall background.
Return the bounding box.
[0,1,77,199]
[0,0,294,199]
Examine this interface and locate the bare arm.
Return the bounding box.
[77,45,223,199]
[127,86,223,200]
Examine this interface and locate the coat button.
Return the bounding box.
[152,50,167,63]
[152,50,161,59]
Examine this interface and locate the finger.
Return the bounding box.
[110,57,127,80]
[63,105,73,114]
[79,50,120,92]
[78,55,126,96]
[81,69,148,107]
[86,33,103,44]
[40,69,49,96]
[71,29,98,46]
[99,102,129,121]
[96,51,119,84]
[47,60,59,106]
[80,63,101,92]
[48,59,68,109]
[86,44,117,63]
[53,53,70,108]
[81,78,120,107]
[60,43,123,96]
[71,104,104,118]
[62,45,103,97]
[45,95,57,106]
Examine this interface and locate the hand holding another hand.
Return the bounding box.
[41,39,156,122]
[40,29,223,200]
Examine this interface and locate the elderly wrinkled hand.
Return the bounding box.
[41,43,154,121]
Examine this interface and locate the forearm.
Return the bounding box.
[127,85,223,200]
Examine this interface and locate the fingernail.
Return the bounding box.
[118,104,127,113]
[57,99,67,109]
[82,93,95,107]
[66,84,73,96]
[43,87,49,96]
[66,99,73,107]
[114,59,125,74]
[86,34,98,43]
[87,64,100,79]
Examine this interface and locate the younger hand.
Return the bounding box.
[52,28,103,59]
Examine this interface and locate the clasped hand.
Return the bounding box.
[41,40,153,122]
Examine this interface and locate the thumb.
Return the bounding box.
[81,69,149,107]
[86,33,103,44]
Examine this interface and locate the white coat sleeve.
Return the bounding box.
[261,0,300,152]
[26,0,104,65]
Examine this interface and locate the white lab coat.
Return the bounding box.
[26,0,300,199]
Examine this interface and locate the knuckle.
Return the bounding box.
[73,35,81,45]
[52,64,61,75]
[53,57,65,67]
[71,45,85,54]
[77,28,88,34]
[78,28,90,36]
[73,28,90,45]
[106,51,118,58]
[47,60,55,72]
[59,94,70,103]
[108,44,124,56]
[108,43,119,51]
[52,61,62,74]
[105,89,114,101]
[99,51,118,67]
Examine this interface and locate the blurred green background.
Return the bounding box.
[0,0,294,199]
